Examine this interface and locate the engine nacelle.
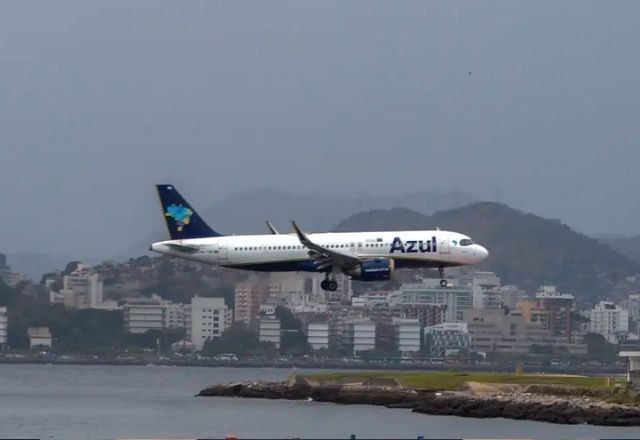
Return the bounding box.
[347,258,395,281]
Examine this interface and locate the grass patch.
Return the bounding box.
[304,370,624,391]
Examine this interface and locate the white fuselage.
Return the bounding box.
[151,229,488,272]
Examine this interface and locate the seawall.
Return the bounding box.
[197,377,640,426]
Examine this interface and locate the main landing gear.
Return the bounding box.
[320,274,338,291]
[439,266,448,288]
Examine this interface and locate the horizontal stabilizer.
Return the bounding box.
[165,243,200,254]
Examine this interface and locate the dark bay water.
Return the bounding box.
[0,364,638,440]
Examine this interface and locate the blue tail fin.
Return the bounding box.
[156,184,222,239]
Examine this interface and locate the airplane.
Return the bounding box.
[150,185,489,291]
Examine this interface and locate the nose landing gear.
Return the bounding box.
[439,266,448,287]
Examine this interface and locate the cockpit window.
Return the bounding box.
[460,238,474,246]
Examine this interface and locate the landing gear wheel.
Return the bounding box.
[439,266,447,287]
[320,279,329,291]
[328,280,338,291]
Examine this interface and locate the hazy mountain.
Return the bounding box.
[598,235,640,265]
[335,202,639,302]
[6,253,92,281]
[199,189,476,235]
[121,189,476,258]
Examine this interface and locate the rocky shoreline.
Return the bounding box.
[197,376,640,426]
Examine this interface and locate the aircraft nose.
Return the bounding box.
[476,245,489,261]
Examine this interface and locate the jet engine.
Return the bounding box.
[347,258,395,281]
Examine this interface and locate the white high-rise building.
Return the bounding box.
[191,296,231,351]
[424,322,471,357]
[393,318,421,354]
[307,322,329,350]
[625,294,640,323]
[469,272,501,309]
[123,298,166,334]
[590,301,629,343]
[165,303,189,331]
[258,316,281,349]
[267,274,308,306]
[123,296,191,335]
[348,321,375,355]
[28,327,52,349]
[60,264,103,309]
[0,306,7,347]
[399,279,473,322]
[500,285,529,310]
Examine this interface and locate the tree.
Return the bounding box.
[0,279,16,306]
[280,330,310,356]
[275,306,301,330]
[583,332,618,362]
[202,322,276,356]
[275,306,310,355]
[529,344,555,355]
[39,272,58,285]
[63,261,81,275]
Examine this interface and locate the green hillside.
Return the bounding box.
[598,235,640,265]
[334,202,638,301]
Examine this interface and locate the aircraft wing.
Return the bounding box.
[165,243,200,254]
[291,221,360,271]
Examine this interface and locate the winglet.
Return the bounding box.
[291,221,307,244]
[266,220,279,235]
[291,220,360,267]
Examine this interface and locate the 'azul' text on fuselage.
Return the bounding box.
[389,236,437,253]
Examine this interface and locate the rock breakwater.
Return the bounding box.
[197,376,640,426]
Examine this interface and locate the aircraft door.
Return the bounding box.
[349,242,356,254]
[213,243,228,261]
[219,244,228,261]
[438,237,450,254]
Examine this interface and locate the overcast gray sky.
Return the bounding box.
[2,0,639,258]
